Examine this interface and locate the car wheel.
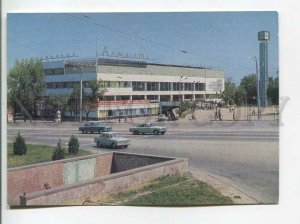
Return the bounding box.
[97,142,101,147]
[161,131,165,135]
[133,130,139,135]
[98,129,102,134]
[81,130,84,133]
[111,143,117,149]
[90,131,94,134]
[124,145,128,148]
[153,130,159,135]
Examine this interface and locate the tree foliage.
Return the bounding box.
[82,80,107,119]
[8,59,45,119]
[52,145,65,161]
[13,132,27,155]
[267,77,279,105]
[68,135,80,155]
[220,79,237,105]
[240,74,257,105]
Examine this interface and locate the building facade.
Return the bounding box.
[44,58,225,119]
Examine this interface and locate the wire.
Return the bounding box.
[8,38,51,56]
[64,14,260,71]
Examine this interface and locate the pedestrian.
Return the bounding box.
[118,117,121,123]
[252,108,255,116]
[232,109,235,120]
[218,108,222,121]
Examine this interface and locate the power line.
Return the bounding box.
[8,38,51,56]
[64,14,258,71]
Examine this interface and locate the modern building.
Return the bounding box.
[258,31,270,107]
[44,58,225,119]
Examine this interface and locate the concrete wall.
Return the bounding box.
[22,158,188,206]
[8,153,113,205]
[8,152,188,206]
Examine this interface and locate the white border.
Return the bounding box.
[2,1,300,224]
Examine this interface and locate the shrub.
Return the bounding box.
[68,135,80,155]
[13,132,27,155]
[52,145,65,161]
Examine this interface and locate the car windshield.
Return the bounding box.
[111,133,121,138]
[149,123,156,127]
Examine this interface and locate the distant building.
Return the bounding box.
[43,58,224,119]
[258,31,270,107]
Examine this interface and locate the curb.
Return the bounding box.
[190,169,260,204]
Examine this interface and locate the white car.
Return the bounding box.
[157,114,167,121]
[94,132,130,149]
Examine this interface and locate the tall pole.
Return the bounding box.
[80,65,83,122]
[250,56,261,120]
[254,57,261,120]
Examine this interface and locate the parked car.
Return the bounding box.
[129,123,167,135]
[157,114,167,122]
[94,132,130,149]
[79,121,112,134]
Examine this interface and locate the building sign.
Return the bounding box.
[101,46,153,61]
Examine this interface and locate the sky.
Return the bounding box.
[7,12,278,84]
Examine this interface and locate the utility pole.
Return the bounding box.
[250,56,261,120]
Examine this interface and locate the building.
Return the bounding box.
[44,58,225,119]
[258,31,270,107]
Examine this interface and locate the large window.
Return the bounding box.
[132,82,145,91]
[45,68,64,76]
[146,82,159,91]
[160,95,171,101]
[160,82,171,91]
[195,83,205,91]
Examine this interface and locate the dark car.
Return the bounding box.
[79,121,112,134]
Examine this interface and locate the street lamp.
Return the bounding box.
[70,64,83,122]
[249,56,261,120]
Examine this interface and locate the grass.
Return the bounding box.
[7,143,93,168]
[92,174,233,206]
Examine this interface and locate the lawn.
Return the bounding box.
[86,174,233,206]
[7,143,93,168]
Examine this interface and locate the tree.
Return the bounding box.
[68,135,80,155]
[8,58,45,121]
[13,132,27,155]
[82,80,107,120]
[267,77,279,105]
[52,145,65,161]
[47,94,70,119]
[240,74,257,106]
[220,78,237,105]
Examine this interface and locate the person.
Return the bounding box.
[252,108,256,116]
[118,117,121,123]
[232,108,235,120]
[218,108,222,121]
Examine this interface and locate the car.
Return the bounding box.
[157,114,168,122]
[79,121,112,134]
[94,132,130,149]
[129,123,167,135]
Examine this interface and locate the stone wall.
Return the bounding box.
[22,158,188,206]
[8,153,113,205]
[8,152,188,206]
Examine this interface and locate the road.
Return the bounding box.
[7,119,279,203]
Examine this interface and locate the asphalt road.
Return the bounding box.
[7,119,279,203]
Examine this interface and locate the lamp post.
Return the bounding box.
[250,56,261,120]
[79,65,83,123]
[179,76,187,120]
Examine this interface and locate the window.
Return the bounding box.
[160,82,171,91]
[173,83,180,91]
[160,95,171,101]
[132,82,145,91]
[146,82,159,91]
